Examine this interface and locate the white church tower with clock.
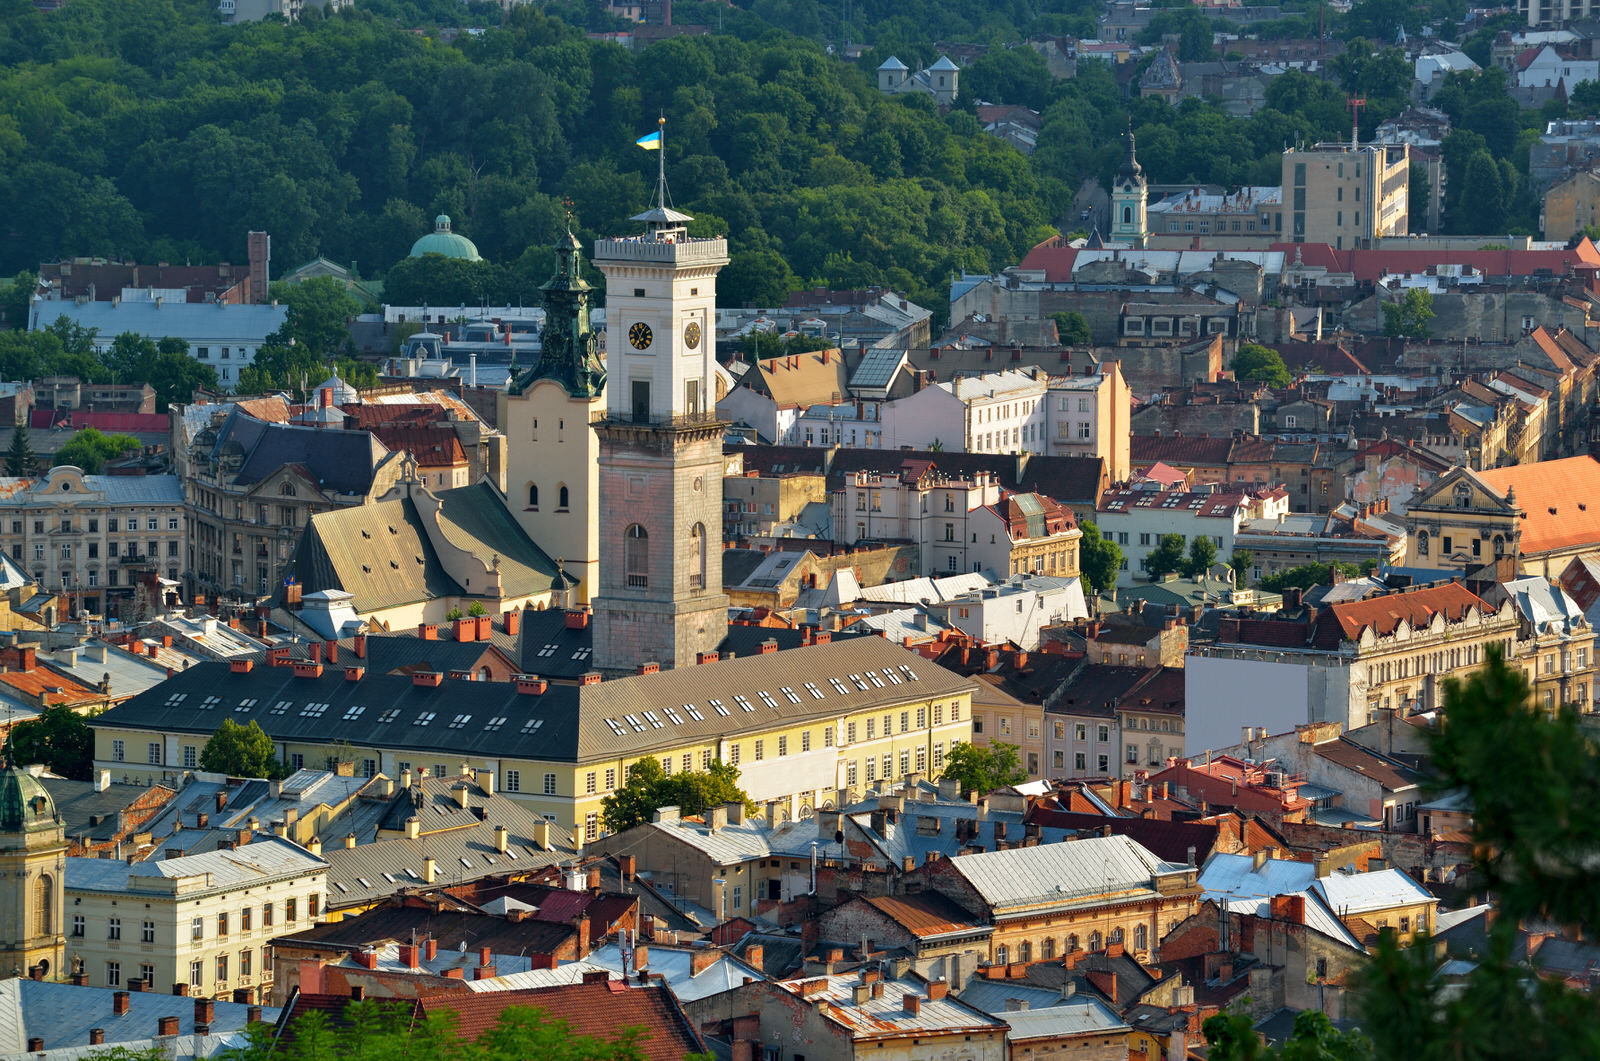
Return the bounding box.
[590,135,730,671]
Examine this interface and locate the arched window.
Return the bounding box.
[1018,941,1032,962]
[479,666,491,681]
[1067,934,1079,953]
[994,944,1009,965]
[1493,534,1506,557]
[1135,924,1149,951]
[34,874,51,936]
[1089,931,1102,951]
[558,484,570,510]
[625,525,649,588]
[527,484,539,508]
[1417,530,1429,556]
[280,482,296,497]
[1122,206,1132,224]
[689,523,706,590]
[1109,927,1124,945]
[1042,937,1055,959]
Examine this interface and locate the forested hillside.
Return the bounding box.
[0,0,1058,317]
[0,0,1566,325]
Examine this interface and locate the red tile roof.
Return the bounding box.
[1323,581,1490,641]
[1476,456,1600,556]
[418,981,705,1057]
[1018,236,1079,282]
[1129,435,1234,469]
[370,425,467,468]
[28,410,168,434]
[1269,240,1600,283]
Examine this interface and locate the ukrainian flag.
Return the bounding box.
[636,130,662,150]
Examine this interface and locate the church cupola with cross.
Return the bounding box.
[498,213,607,603]
[1111,124,1148,248]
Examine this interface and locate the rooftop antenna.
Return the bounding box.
[1346,94,1366,148]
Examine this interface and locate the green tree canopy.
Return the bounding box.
[1353,647,1600,1060]
[271,277,364,360]
[199,718,286,779]
[1257,560,1367,592]
[940,740,1027,796]
[5,423,32,477]
[600,756,752,834]
[1381,287,1435,339]
[1051,310,1091,345]
[1145,532,1187,580]
[1181,534,1218,578]
[1078,519,1124,594]
[52,427,140,474]
[1228,549,1252,586]
[1232,343,1292,388]
[8,704,93,780]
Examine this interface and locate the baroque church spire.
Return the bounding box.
[509,205,605,399]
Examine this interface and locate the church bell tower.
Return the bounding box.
[1111,123,1148,248]
[590,126,729,671]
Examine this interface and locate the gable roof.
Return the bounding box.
[942,834,1187,913]
[743,349,850,408]
[1322,581,1491,641]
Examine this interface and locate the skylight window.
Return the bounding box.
[199,695,221,710]
[343,705,366,721]
[642,710,664,728]
[664,706,685,724]
[301,702,328,718]
[484,716,507,732]
[710,699,731,717]
[733,695,755,713]
[522,718,544,734]
[781,686,802,704]
[537,643,559,658]
[377,708,400,724]
[849,674,870,691]
[882,668,903,685]
[829,678,849,695]
[685,703,705,721]
[235,698,257,713]
[357,877,372,888]
[866,672,884,688]
[804,682,825,700]
[625,714,647,732]
[413,712,436,726]
[571,647,591,661]
[900,665,919,681]
[164,693,189,706]
[269,700,292,715]
[605,718,626,735]
[758,691,779,709]
[448,714,472,729]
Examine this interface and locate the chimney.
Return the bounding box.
[345,666,364,682]
[903,995,922,1015]
[399,943,420,969]
[27,1039,42,1053]
[113,991,130,1016]
[424,938,438,961]
[638,661,660,676]
[353,633,367,658]
[495,825,508,854]
[474,964,497,981]
[691,949,718,976]
[89,1030,105,1046]
[927,980,949,1000]
[357,949,378,970]
[247,1006,262,1025]
[194,999,214,1027]
[419,622,437,641]
[325,640,338,664]
[423,856,436,883]
[503,608,520,635]
[156,1016,179,1037]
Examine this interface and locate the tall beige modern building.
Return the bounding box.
[1282,143,1410,249]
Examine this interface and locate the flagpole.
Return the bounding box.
[657,113,667,210]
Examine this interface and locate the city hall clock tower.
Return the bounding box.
[590,176,729,672]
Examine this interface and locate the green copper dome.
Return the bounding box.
[409,215,481,262]
[0,760,59,835]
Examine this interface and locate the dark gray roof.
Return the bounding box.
[92,637,972,765]
[288,496,458,612]
[434,481,564,596]
[205,408,393,495]
[39,777,174,845]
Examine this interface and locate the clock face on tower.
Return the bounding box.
[628,322,653,350]
[684,321,702,349]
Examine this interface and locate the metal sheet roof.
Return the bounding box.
[1312,867,1436,917]
[945,834,1184,913]
[0,979,280,1056]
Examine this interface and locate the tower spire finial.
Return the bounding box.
[656,113,668,212]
